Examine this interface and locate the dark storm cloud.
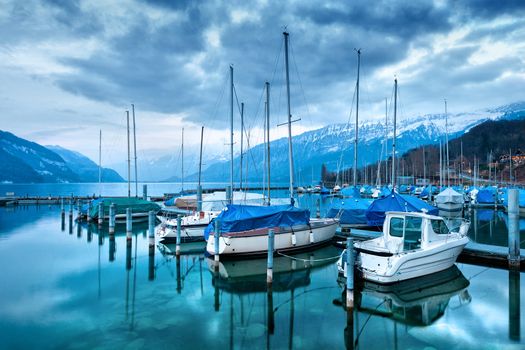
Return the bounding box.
[3,0,523,128]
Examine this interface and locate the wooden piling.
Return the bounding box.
[214,219,220,267]
[109,203,115,234]
[143,184,148,201]
[98,202,104,226]
[87,200,92,222]
[508,189,521,267]
[346,237,354,309]
[148,210,155,247]
[126,208,132,241]
[176,215,182,256]
[267,229,274,284]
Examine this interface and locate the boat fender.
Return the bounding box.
[291,228,297,246]
[309,231,315,243]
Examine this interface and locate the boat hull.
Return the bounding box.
[206,219,338,257]
[435,202,463,212]
[358,237,468,284]
[157,225,206,241]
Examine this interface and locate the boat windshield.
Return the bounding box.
[431,219,451,235]
[388,216,423,251]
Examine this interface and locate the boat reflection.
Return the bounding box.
[355,265,471,327]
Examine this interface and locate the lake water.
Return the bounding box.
[0,202,524,349]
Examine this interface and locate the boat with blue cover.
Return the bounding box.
[205,204,337,257]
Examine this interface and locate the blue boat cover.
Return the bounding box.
[164,196,177,206]
[326,199,372,225]
[204,204,310,240]
[477,209,494,221]
[477,189,495,204]
[340,186,361,198]
[320,186,330,195]
[365,192,438,226]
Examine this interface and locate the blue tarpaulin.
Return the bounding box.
[320,187,330,195]
[340,186,361,198]
[365,192,438,226]
[477,188,495,204]
[326,199,372,225]
[204,204,310,240]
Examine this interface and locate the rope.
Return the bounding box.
[276,250,341,262]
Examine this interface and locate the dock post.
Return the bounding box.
[109,203,115,234]
[346,237,355,349]
[87,200,92,222]
[98,202,104,227]
[87,223,92,242]
[214,219,220,268]
[143,184,148,201]
[508,189,521,267]
[226,185,232,204]
[176,215,182,256]
[76,200,82,221]
[60,197,65,231]
[109,233,115,262]
[126,208,132,241]
[60,197,65,215]
[148,210,155,247]
[316,198,321,218]
[76,217,82,238]
[176,255,182,294]
[267,229,274,284]
[346,238,354,309]
[148,210,155,281]
[196,185,203,212]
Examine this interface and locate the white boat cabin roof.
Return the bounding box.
[385,211,444,221]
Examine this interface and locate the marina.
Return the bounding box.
[0,187,523,349]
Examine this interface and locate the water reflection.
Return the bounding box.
[356,266,471,327]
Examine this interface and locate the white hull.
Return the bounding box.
[436,202,463,212]
[358,237,468,284]
[157,225,206,241]
[206,219,338,256]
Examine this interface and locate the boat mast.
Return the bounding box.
[132,104,138,197]
[229,65,234,204]
[266,81,271,205]
[444,99,449,187]
[284,32,295,204]
[353,49,361,188]
[198,126,204,189]
[240,102,244,190]
[439,139,442,188]
[126,110,131,198]
[98,129,102,196]
[384,98,388,186]
[181,128,184,193]
[391,78,397,189]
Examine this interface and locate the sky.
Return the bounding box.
[0,0,524,166]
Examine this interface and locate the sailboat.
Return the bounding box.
[205,32,337,257]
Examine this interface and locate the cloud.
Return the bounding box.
[0,0,524,164]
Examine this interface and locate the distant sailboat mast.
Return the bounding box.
[284,32,295,204]
[266,81,271,205]
[98,129,102,196]
[132,104,138,197]
[229,65,234,204]
[444,99,450,187]
[353,48,361,188]
[126,110,131,198]
[181,128,184,193]
[391,78,398,189]
[240,102,244,190]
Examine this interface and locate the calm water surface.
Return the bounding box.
[0,202,524,348]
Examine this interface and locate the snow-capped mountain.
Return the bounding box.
[196,102,525,183]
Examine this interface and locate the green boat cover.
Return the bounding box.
[84,197,160,218]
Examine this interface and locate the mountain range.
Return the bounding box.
[0,130,123,183]
[191,101,525,184]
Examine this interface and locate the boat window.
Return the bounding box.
[431,219,450,235]
[404,216,422,250]
[389,217,404,237]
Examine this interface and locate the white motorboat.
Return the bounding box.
[157,210,219,241]
[342,211,469,284]
[434,187,464,212]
